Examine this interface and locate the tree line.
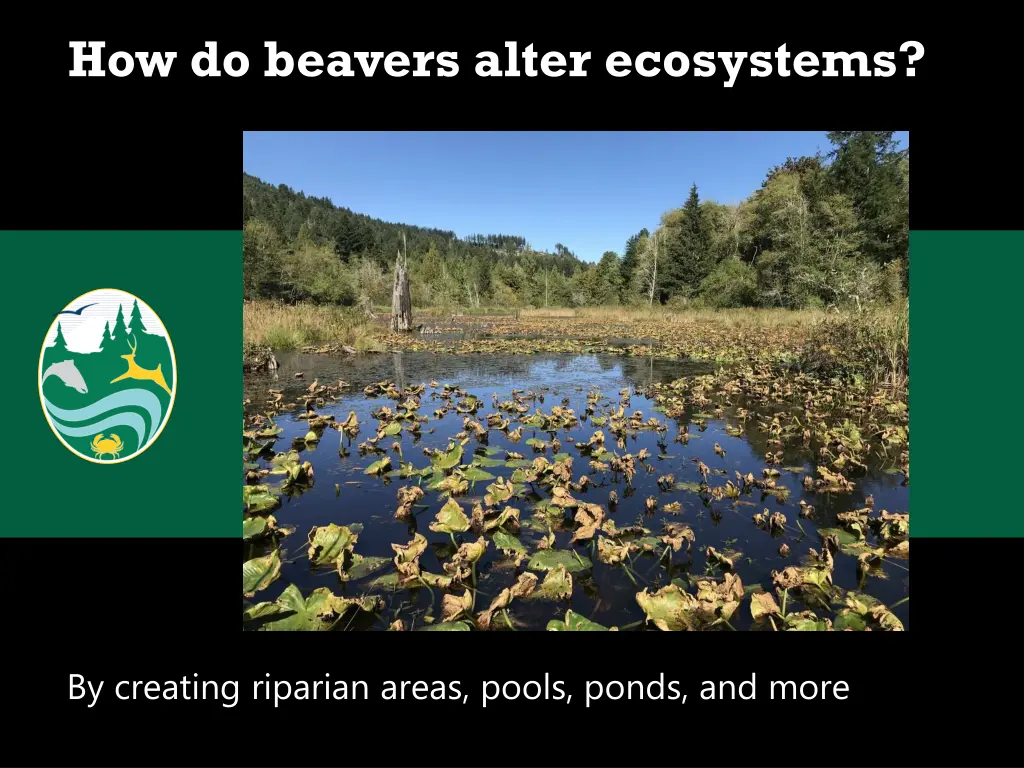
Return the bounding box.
[243,131,908,312]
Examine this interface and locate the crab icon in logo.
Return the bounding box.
[38,288,176,463]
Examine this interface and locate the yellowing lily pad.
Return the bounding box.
[429,498,471,535]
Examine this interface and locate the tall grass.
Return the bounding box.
[521,305,829,328]
[800,299,909,393]
[522,302,909,392]
[243,300,382,351]
[243,298,908,392]
[370,305,513,318]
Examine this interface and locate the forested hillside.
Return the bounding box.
[243,130,908,311]
[243,173,586,310]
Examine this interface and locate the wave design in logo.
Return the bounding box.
[42,388,164,451]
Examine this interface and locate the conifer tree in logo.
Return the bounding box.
[129,299,147,335]
[112,303,128,341]
[38,289,177,464]
[52,322,70,361]
[99,321,113,352]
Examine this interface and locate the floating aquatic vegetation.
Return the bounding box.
[444,536,488,581]
[531,564,573,601]
[307,523,359,572]
[834,591,904,631]
[395,485,425,519]
[477,572,538,630]
[705,547,737,570]
[546,610,616,631]
[441,589,474,623]
[430,498,471,535]
[430,441,464,470]
[419,619,473,631]
[242,337,908,630]
[597,537,632,566]
[242,514,288,541]
[244,584,382,631]
[340,411,360,438]
[484,476,516,506]
[471,504,520,535]
[750,591,781,620]
[339,554,391,582]
[527,549,592,573]
[662,522,695,553]
[569,502,606,544]
[242,550,281,597]
[771,563,835,608]
[243,485,281,515]
[636,574,743,631]
[269,451,315,487]
[492,530,528,557]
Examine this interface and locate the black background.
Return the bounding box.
[4,21,1018,767]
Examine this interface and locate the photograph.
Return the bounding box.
[241,130,910,631]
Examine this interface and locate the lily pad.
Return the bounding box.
[364,456,392,475]
[462,466,496,482]
[429,498,471,534]
[419,620,473,631]
[546,610,613,631]
[244,584,381,631]
[242,549,281,597]
[243,517,269,540]
[472,456,506,468]
[243,486,281,514]
[531,565,573,600]
[431,442,464,470]
[307,523,359,568]
[527,549,592,573]
[636,583,695,631]
[492,530,527,555]
[340,554,391,582]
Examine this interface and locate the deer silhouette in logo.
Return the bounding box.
[110,334,173,396]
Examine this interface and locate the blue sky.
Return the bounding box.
[243,131,909,263]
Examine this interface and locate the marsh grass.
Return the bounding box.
[371,305,512,318]
[524,303,909,392]
[245,298,908,393]
[800,299,909,393]
[244,300,383,352]
[521,305,827,329]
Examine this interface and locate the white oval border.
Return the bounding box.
[37,288,177,465]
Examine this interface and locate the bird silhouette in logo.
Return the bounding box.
[52,303,97,318]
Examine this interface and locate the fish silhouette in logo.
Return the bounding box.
[42,359,88,394]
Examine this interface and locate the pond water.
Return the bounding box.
[244,350,909,630]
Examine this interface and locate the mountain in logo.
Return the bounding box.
[39,289,175,463]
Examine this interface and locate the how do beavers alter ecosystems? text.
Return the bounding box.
[69,41,911,87]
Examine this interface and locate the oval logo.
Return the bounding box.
[38,288,176,463]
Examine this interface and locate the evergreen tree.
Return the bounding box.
[99,321,113,351]
[112,304,128,340]
[664,184,713,300]
[825,131,907,265]
[129,299,147,334]
[764,155,827,204]
[53,321,69,352]
[243,218,282,300]
[620,228,648,302]
[240,131,907,313]
[596,251,623,304]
